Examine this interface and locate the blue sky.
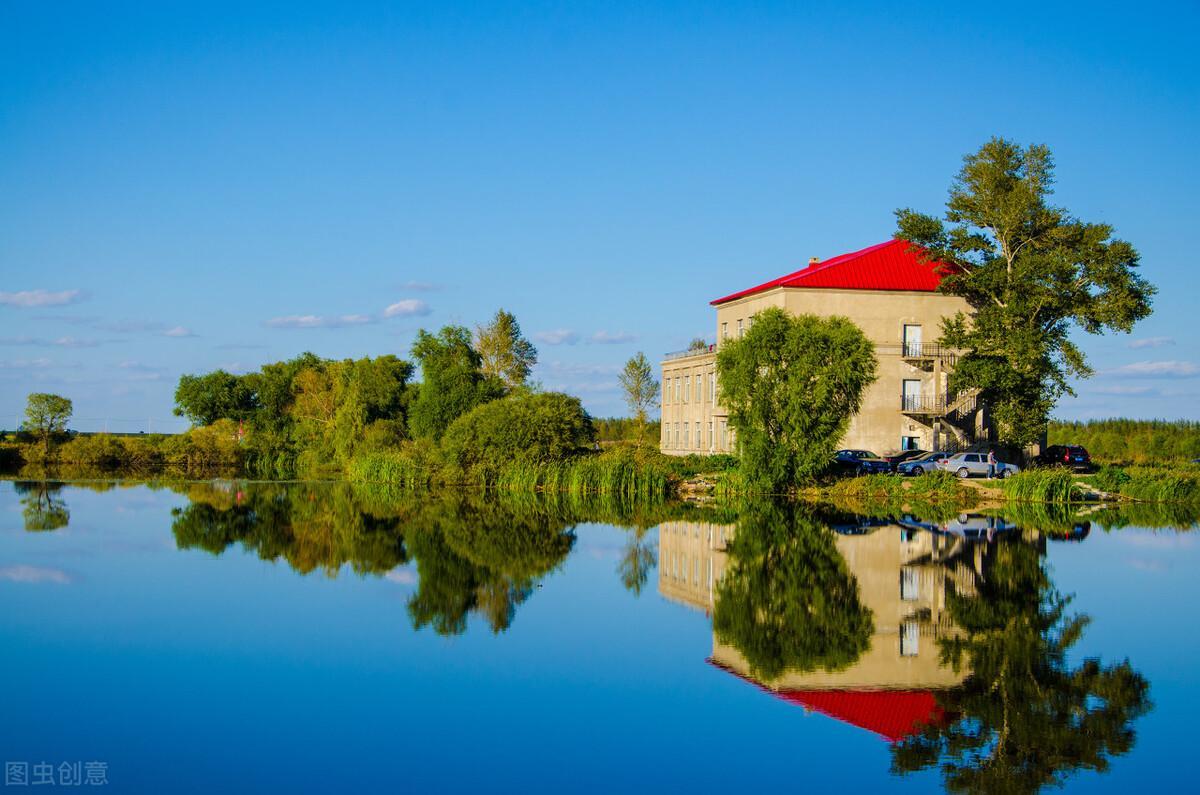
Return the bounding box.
[2,1,1197,430]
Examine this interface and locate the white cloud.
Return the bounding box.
[1090,384,1158,396]
[0,357,52,369]
[589,330,638,345]
[0,289,83,308]
[0,335,103,348]
[117,360,166,381]
[399,281,440,292]
[162,326,196,338]
[535,329,581,346]
[1103,360,1199,378]
[266,314,375,329]
[1128,336,1176,350]
[383,299,431,318]
[384,568,418,585]
[0,565,71,584]
[542,361,621,377]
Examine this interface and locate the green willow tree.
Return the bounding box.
[713,501,873,680]
[892,533,1150,793]
[716,308,877,491]
[896,138,1155,447]
[409,325,504,440]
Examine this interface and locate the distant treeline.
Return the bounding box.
[1048,419,1200,464]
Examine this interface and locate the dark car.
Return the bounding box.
[896,451,951,476]
[1037,444,1092,472]
[832,449,893,476]
[883,449,928,466]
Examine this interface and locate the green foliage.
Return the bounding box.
[713,501,874,680]
[409,325,503,440]
[618,352,660,448]
[716,307,877,491]
[474,308,538,389]
[173,371,257,425]
[1049,418,1200,464]
[824,470,977,515]
[14,481,70,531]
[893,535,1150,792]
[441,392,595,480]
[1089,465,1199,503]
[23,392,73,452]
[592,417,661,445]
[896,138,1155,446]
[1000,469,1083,503]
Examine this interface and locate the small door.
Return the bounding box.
[902,379,922,411]
[903,324,923,357]
[902,435,920,451]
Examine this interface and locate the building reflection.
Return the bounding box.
[659,512,1033,740]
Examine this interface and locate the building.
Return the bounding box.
[660,239,989,457]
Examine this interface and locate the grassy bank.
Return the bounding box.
[346,445,732,500]
[998,464,1200,504]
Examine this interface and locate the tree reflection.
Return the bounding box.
[14,481,70,531]
[169,482,576,636]
[712,501,873,680]
[618,524,657,596]
[891,531,1151,793]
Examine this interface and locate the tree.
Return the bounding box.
[23,393,73,455]
[173,370,257,426]
[895,138,1155,447]
[716,308,877,491]
[441,391,595,478]
[474,308,538,390]
[618,352,659,449]
[409,325,503,440]
[713,501,873,680]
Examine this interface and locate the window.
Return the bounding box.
[708,421,713,448]
[674,422,680,448]
[737,319,744,338]
[684,375,690,403]
[663,376,670,405]
[902,379,922,411]
[900,621,920,657]
[695,422,701,450]
[902,435,920,451]
[901,568,919,601]
[683,423,690,448]
[675,377,681,402]
[721,322,728,339]
[693,374,700,402]
[903,324,923,357]
[710,373,716,403]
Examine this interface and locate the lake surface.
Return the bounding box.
[1,480,1195,793]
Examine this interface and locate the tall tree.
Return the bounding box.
[173,370,257,426]
[23,393,73,455]
[716,308,877,491]
[896,138,1155,447]
[474,308,538,390]
[409,325,503,440]
[618,352,659,449]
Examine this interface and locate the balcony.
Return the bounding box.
[901,391,978,419]
[892,342,959,367]
[663,344,716,362]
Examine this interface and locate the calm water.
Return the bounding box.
[1,480,1195,793]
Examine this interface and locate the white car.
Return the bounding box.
[938,452,1019,478]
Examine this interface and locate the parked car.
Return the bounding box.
[1036,444,1092,472]
[896,451,951,476]
[882,449,928,466]
[938,452,1019,478]
[832,449,893,475]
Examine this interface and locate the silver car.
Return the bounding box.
[938,452,1019,478]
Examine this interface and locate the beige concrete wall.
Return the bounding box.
[660,285,977,456]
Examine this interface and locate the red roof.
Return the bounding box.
[776,689,948,743]
[710,239,950,305]
[710,660,950,742]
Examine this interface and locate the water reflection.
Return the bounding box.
[661,504,1156,792]
[14,481,70,531]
